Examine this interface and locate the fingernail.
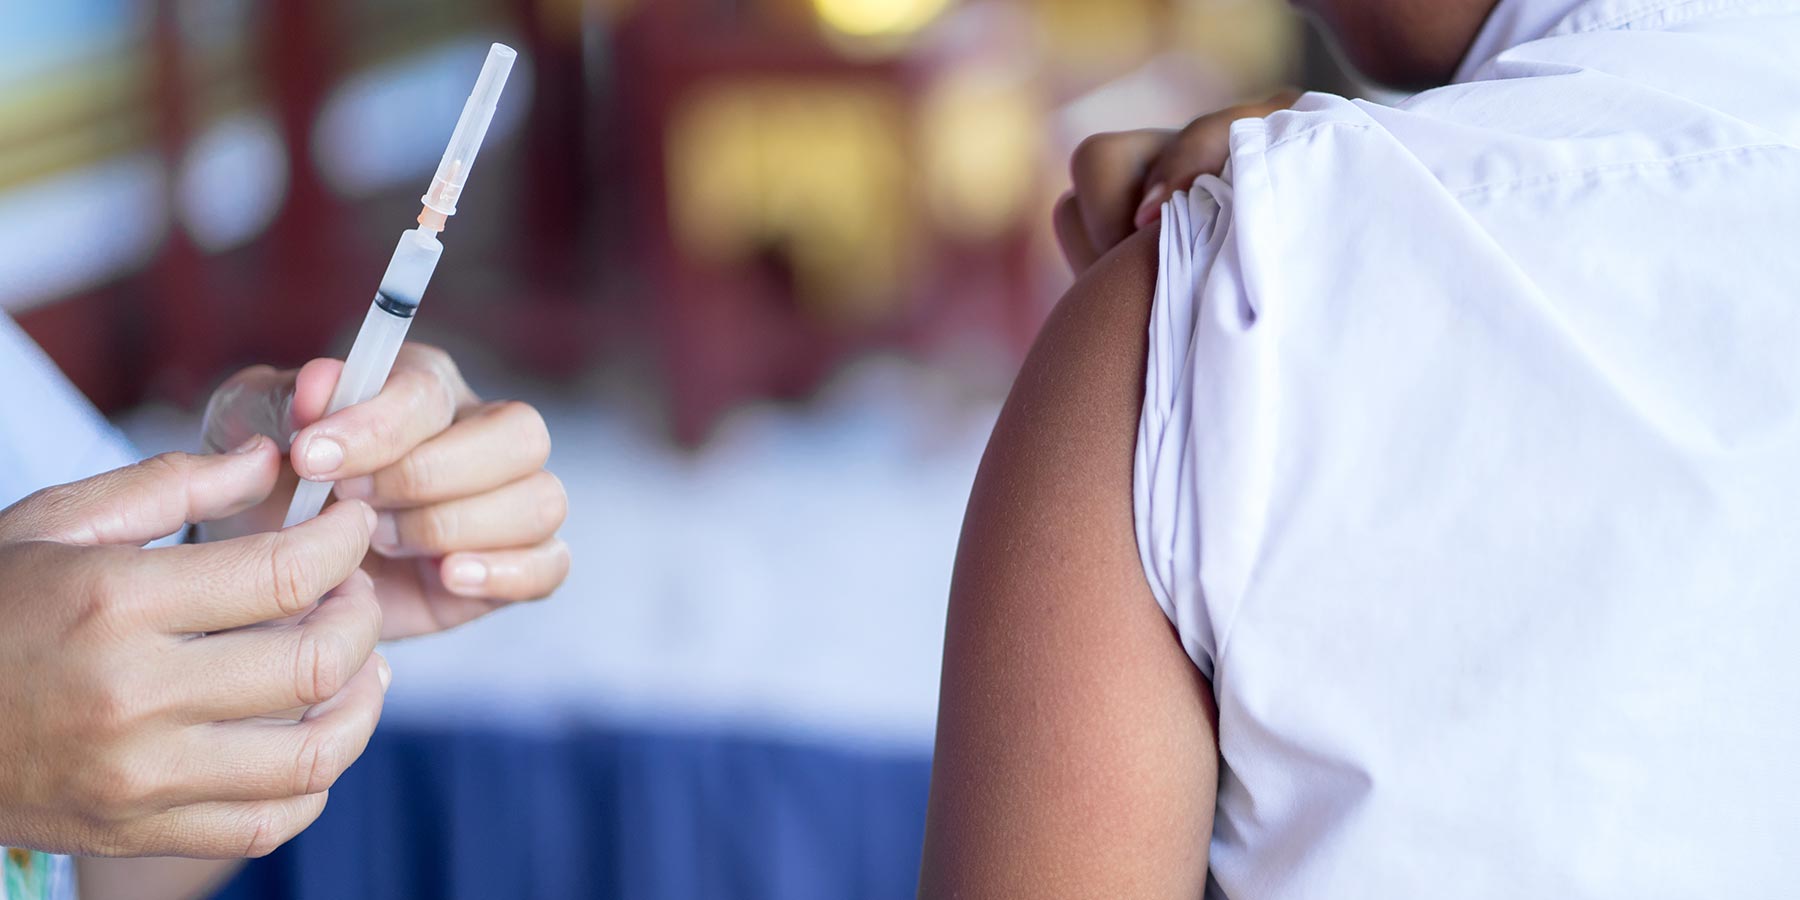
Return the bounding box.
[446,557,488,591]
[335,476,374,500]
[371,512,399,553]
[358,501,378,533]
[376,656,392,692]
[302,436,344,477]
[230,435,265,455]
[1134,182,1168,229]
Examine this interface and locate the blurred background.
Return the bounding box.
[1,1,1345,897]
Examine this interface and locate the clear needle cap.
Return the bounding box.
[420,43,517,219]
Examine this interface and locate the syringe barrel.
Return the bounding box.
[282,230,443,528]
[282,302,416,527]
[375,228,444,317]
[421,43,517,218]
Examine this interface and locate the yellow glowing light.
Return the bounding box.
[811,0,953,38]
[919,66,1042,241]
[1033,0,1158,75]
[666,81,910,321]
[1176,0,1303,89]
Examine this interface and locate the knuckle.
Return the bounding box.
[78,560,135,631]
[77,758,154,816]
[266,534,317,616]
[84,680,142,739]
[401,351,461,416]
[1169,128,1219,161]
[240,806,302,858]
[1183,107,1224,133]
[67,653,148,741]
[292,629,353,705]
[139,451,191,483]
[437,353,465,385]
[425,345,465,388]
[405,506,456,553]
[334,576,383,638]
[285,795,329,854]
[1071,131,1121,172]
[435,375,463,421]
[292,727,348,795]
[59,556,144,657]
[242,817,279,858]
[362,411,406,457]
[134,454,194,525]
[392,449,438,500]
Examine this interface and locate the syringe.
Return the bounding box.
[283,42,517,528]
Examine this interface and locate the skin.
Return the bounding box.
[1054,92,1302,276]
[1301,0,1501,91]
[920,2,1496,894]
[0,444,386,860]
[918,229,1219,897]
[0,341,568,897]
[199,344,571,631]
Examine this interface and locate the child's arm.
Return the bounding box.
[918,227,1218,897]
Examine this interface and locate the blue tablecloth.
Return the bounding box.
[215,725,932,900]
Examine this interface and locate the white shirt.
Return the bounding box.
[0,312,135,508]
[1135,0,1800,896]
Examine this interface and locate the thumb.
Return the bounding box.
[0,438,284,546]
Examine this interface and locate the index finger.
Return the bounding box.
[290,345,478,483]
[142,499,377,633]
[0,441,282,547]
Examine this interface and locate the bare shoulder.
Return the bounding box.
[919,227,1216,898]
[1007,225,1160,451]
[956,225,1159,531]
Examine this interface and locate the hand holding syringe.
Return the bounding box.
[283,43,517,527]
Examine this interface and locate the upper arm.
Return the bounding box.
[918,227,1218,898]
